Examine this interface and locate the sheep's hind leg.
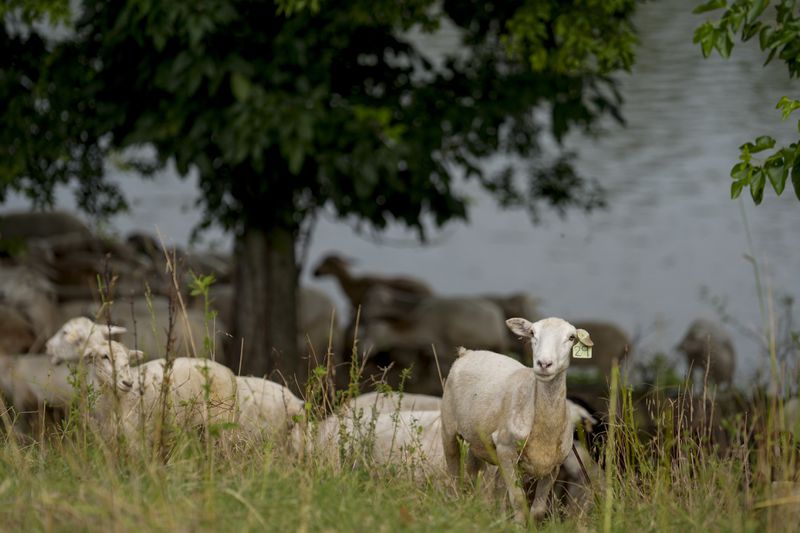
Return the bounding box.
[441,423,462,480]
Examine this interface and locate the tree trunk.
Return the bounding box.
[232,224,303,388]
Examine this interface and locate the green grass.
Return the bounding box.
[1,249,796,532]
[1,372,798,533]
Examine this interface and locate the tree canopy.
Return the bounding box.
[694,0,800,204]
[1,0,638,379]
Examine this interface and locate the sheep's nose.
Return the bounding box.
[537,360,553,370]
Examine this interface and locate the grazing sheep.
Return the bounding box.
[359,294,508,394]
[313,254,432,312]
[441,317,592,524]
[677,319,735,387]
[235,376,304,442]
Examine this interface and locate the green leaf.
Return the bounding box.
[693,0,726,14]
[694,23,716,57]
[230,72,251,102]
[792,156,800,201]
[715,29,734,57]
[731,161,749,181]
[776,96,800,119]
[765,157,788,195]
[759,26,772,50]
[731,178,746,199]
[745,0,768,24]
[750,169,766,204]
[764,46,778,66]
[751,135,776,153]
[742,22,761,42]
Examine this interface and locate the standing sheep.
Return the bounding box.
[313,254,432,312]
[676,318,735,387]
[441,317,592,524]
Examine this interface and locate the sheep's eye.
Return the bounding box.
[568,334,576,342]
[102,355,110,361]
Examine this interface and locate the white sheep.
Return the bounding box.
[440,317,592,524]
[0,354,75,433]
[294,409,445,480]
[235,376,304,442]
[47,318,238,442]
[676,318,736,387]
[58,297,229,362]
[344,391,442,415]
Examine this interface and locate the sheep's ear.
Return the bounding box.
[576,329,593,347]
[128,349,145,362]
[103,325,127,337]
[506,318,534,338]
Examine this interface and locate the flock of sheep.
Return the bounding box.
[4,314,603,523]
[0,210,747,524]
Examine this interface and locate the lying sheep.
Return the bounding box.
[47,318,238,443]
[0,319,128,432]
[49,339,139,441]
[344,391,442,415]
[677,319,735,387]
[441,317,592,524]
[59,297,229,362]
[294,409,445,480]
[0,354,73,433]
[235,376,304,442]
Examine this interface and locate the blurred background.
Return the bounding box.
[2,0,797,389]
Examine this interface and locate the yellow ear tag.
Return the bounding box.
[572,343,592,359]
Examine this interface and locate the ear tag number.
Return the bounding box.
[572,343,592,359]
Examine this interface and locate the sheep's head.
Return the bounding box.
[46,317,127,365]
[507,317,592,381]
[82,340,137,392]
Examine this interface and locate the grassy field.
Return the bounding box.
[1,269,797,532]
[1,366,798,533]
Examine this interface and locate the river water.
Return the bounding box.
[4,0,798,383]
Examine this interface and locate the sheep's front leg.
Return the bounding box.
[495,443,527,524]
[529,469,557,523]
